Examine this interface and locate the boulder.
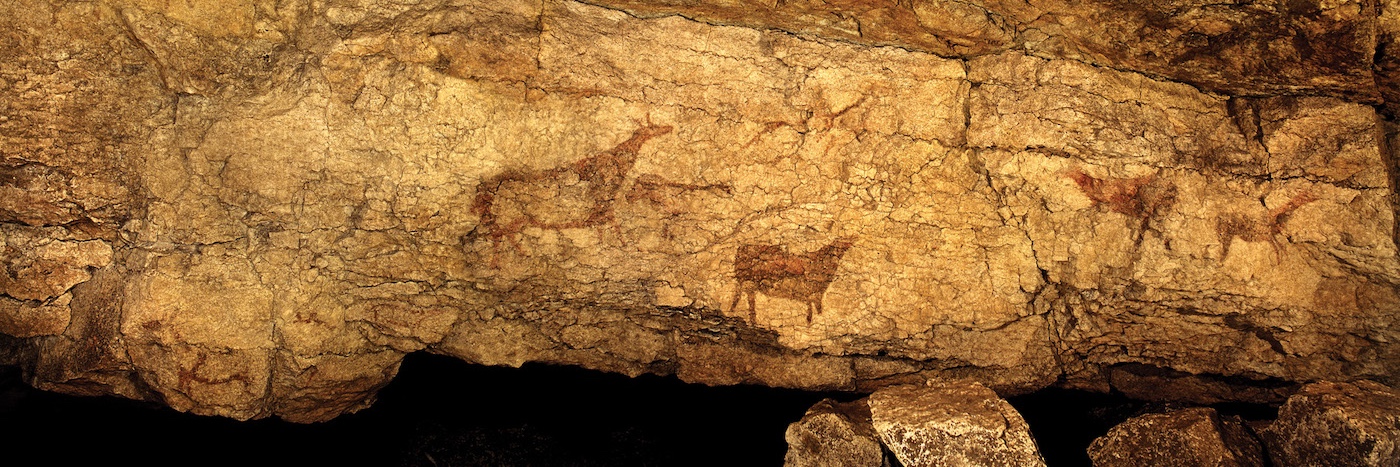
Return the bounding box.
[1087,407,1264,467]
[1262,381,1400,467]
[869,381,1046,467]
[783,398,886,467]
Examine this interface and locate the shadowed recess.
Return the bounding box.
[2,352,1289,466]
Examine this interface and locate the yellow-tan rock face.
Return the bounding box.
[1,0,1398,421]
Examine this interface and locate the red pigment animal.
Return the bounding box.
[730,238,855,325]
[1217,191,1317,262]
[469,120,673,257]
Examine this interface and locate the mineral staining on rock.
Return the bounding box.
[0,0,1398,422]
[0,226,113,337]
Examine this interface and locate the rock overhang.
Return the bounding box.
[0,0,1397,422]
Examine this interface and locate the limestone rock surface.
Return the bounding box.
[783,398,886,467]
[593,0,1385,103]
[1262,380,1400,467]
[1087,407,1265,467]
[1380,0,1400,118]
[869,381,1046,467]
[0,0,1397,422]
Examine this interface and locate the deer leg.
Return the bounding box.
[505,233,526,257]
[748,292,757,324]
[806,303,814,324]
[609,214,626,239]
[730,284,743,316]
[1269,236,1285,264]
[484,233,526,269]
[495,218,531,257]
[1133,215,1150,249]
[481,234,508,269]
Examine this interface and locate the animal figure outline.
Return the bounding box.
[1066,167,1177,247]
[730,237,855,325]
[1216,191,1316,262]
[468,119,673,256]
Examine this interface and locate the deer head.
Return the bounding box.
[630,114,674,140]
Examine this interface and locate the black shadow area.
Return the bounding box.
[1009,388,1280,467]
[1,356,1278,467]
[1008,388,1147,467]
[0,354,850,466]
[372,353,855,466]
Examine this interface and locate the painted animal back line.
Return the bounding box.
[731,238,855,325]
[468,121,674,249]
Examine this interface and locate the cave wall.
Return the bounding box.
[1,0,1398,422]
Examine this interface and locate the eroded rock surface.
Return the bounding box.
[1262,380,1400,467]
[596,0,1385,101]
[783,398,886,467]
[0,0,1397,421]
[1088,407,1265,467]
[869,381,1046,466]
[1379,0,1400,118]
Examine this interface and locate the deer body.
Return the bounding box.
[1217,191,1316,262]
[731,239,854,324]
[469,123,673,254]
[1066,168,1177,248]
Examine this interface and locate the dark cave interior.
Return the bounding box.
[0,353,1278,466]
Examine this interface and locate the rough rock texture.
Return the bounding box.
[1104,364,1298,405]
[597,0,1386,102]
[0,0,1398,421]
[1262,380,1400,467]
[1087,407,1265,467]
[1380,0,1400,118]
[783,398,887,467]
[869,381,1046,466]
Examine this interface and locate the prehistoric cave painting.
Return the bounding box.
[625,174,733,215]
[467,120,674,255]
[1066,168,1178,247]
[739,121,796,150]
[177,352,252,394]
[1216,190,1317,262]
[730,237,855,325]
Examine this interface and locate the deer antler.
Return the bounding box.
[632,112,658,128]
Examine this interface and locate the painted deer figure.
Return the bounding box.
[1217,191,1317,263]
[730,237,856,325]
[1066,168,1177,248]
[468,119,673,258]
